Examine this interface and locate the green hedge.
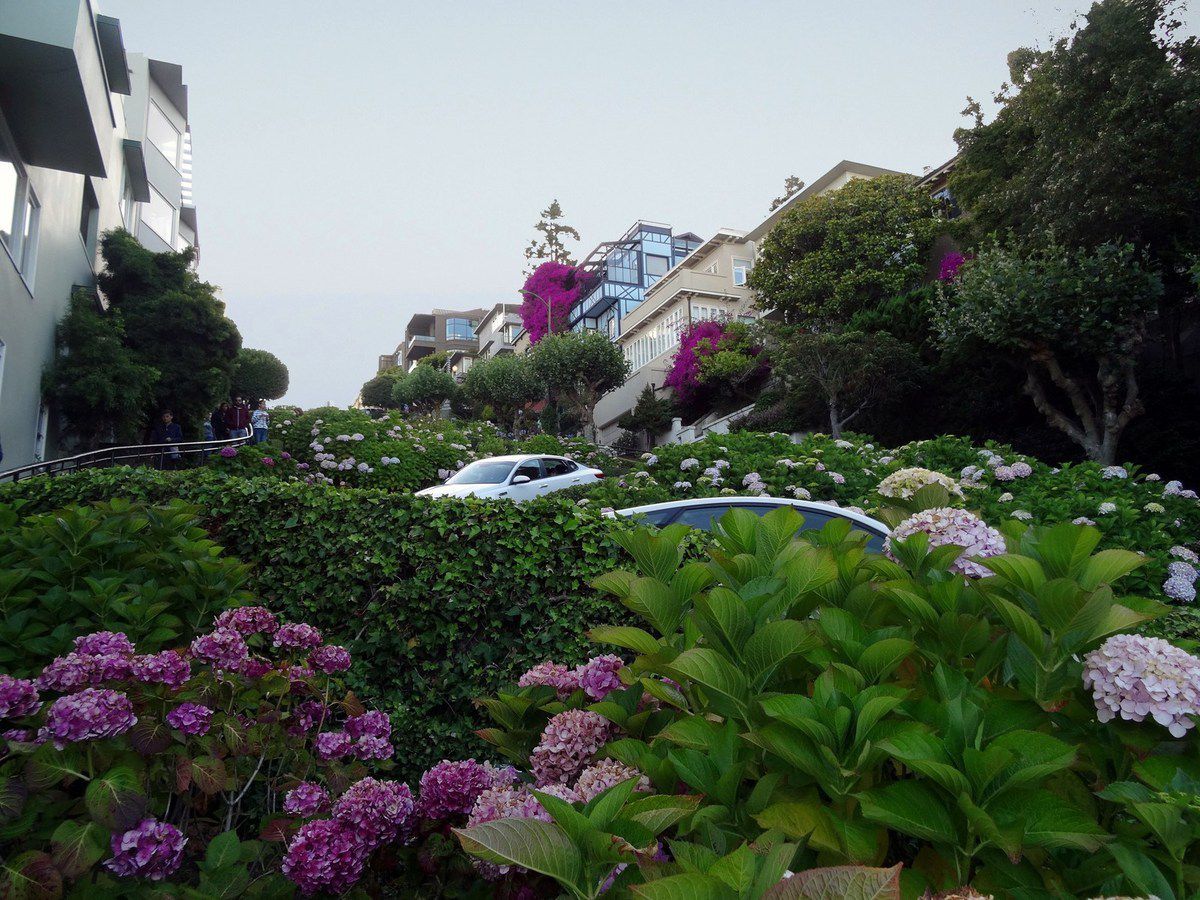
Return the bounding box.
[1,468,631,776]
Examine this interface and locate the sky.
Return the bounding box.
[99,0,1115,408]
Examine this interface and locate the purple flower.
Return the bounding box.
[466,785,570,879]
[3,728,34,742]
[74,632,135,657]
[289,700,327,735]
[1083,635,1200,738]
[189,629,249,671]
[40,688,136,750]
[518,661,580,699]
[261,457,276,467]
[165,702,213,736]
[314,731,352,760]
[284,782,331,818]
[575,655,625,702]
[0,676,40,719]
[937,251,967,281]
[530,709,612,786]
[130,651,192,689]
[351,735,394,761]
[219,446,238,459]
[281,452,292,460]
[274,623,323,651]
[214,606,280,637]
[36,653,94,692]
[344,711,390,741]
[417,759,508,821]
[282,818,369,895]
[103,818,187,881]
[885,508,1006,579]
[238,657,273,679]
[332,778,414,850]
[308,645,352,674]
[574,760,650,803]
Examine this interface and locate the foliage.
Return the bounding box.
[617,386,676,451]
[520,261,585,344]
[391,364,458,414]
[768,174,806,212]
[523,198,582,272]
[97,230,242,436]
[462,354,544,431]
[695,321,769,406]
[936,240,1163,463]
[0,609,406,896]
[664,320,727,403]
[748,175,944,326]
[41,290,160,448]
[231,348,289,404]
[359,369,403,409]
[0,498,252,678]
[530,331,630,442]
[770,329,920,439]
[465,507,1200,897]
[417,350,450,370]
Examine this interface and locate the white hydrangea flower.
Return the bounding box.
[1083,635,1200,737]
[1010,461,1033,478]
[994,466,1016,482]
[1143,502,1166,514]
[680,458,699,471]
[1145,473,1162,482]
[1010,510,1033,521]
[1098,502,1117,515]
[673,481,692,490]
[998,492,1014,503]
[1101,465,1128,479]
[877,467,963,501]
[885,508,1006,579]
[791,487,811,500]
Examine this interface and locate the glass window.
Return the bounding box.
[0,152,17,252]
[446,317,476,341]
[542,458,576,477]
[141,187,174,242]
[645,254,670,279]
[630,508,677,526]
[732,258,752,286]
[512,460,542,481]
[607,249,637,283]
[80,182,99,251]
[19,190,38,275]
[447,460,515,485]
[147,102,180,168]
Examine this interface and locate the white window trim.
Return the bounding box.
[141,185,176,245]
[147,99,182,171]
[732,257,751,287]
[0,112,39,294]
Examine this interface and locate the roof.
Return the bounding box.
[469,453,572,464]
[615,496,889,535]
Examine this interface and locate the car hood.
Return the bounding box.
[414,484,496,498]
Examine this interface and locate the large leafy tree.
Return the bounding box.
[42,290,160,447]
[949,0,1200,364]
[749,174,944,326]
[97,230,242,434]
[360,369,403,408]
[461,354,543,431]
[937,241,1162,463]
[528,331,629,442]
[617,384,675,450]
[522,199,581,273]
[231,348,289,404]
[391,364,458,414]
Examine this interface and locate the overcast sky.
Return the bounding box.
[100,0,1116,408]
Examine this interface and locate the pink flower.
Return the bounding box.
[284,782,331,818]
[0,676,41,719]
[885,508,1006,578]
[518,661,580,699]
[418,759,516,821]
[104,818,186,881]
[529,709,612,786]
[573,760,650,803]
[575,655,625,701]
[282,818,369,895]
[332,778,414,850]
[1083,635,1200,738]
[130,651,191,689]
[314,731,351,760]
[308,645,352,674]
[274,623,323,651]
[214,607,279,637]
[166,702,213,736]
[39,688,136,749]
[190,629,249,671]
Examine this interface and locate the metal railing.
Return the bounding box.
[0,435,253,485]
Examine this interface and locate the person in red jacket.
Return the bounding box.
[224,397,251,439]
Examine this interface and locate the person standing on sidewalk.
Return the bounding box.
[225,397,251,439]
[251,401,270,444]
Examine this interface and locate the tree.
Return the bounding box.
[232,348,289,404]
[392,364,458,414]
[949,0,1200,366]
[768,175,805,212]
[617,385,675,450]
[417,350,450,370]
[461,354,543,431]
[771,329,920,439]
[518,262,584,344]
[97,230,242,434]
[528,331,629,442]
[749,175,944,326]
[523,199,581,272]
[936,241,1162,463]
[360,369,403,408]
[696,321,769,405]
[42,290,160,447]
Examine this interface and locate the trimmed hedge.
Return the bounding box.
[1,468,631,776]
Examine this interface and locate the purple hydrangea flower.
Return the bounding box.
[418,759,508,820]
[40,688,137,749]
[351,735,394,761]
[213,606,279,637]
[274,623,323,651]
[189,629,249,671]
[238,657,273,679]
[3,728,34,742]
[103,818,187,881]
[0,675,40,719]
[314,731,352,761]
[36,653,95,692]
[885,508,1006,579]
[518,661,580,699]
[289,700,327,735]
[219,446,237,459]
[74,631,135,657]
[165,702,213,736]
[530,709,612,786]
[308,645,352,674]
[1083,634,1200,738]
[284,782,331,817]
[344,711,390,741]
[575,655,625,701]
[282,818,369,895]
[573,760,650,803]
[332,778,414,850]
[130,651,192,689]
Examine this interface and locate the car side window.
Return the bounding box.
[633,508,678,527]
[673,506,731,530]
[542,458,575,477]
[512,461,542,481]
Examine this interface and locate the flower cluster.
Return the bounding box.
[876,467,964,501]
[1083,635,1200,738]
[284,782,331,817]
[309,645,352,674]
[274,622,323,651]
[417,759,517,820]
[214,606,279,636]
[104,818,187,881]
[529,709,612,786]
[1164,559,1198,603]
[0,675,40,719]
[517,654,625,703]
[314,711,394,762]
[573,759,650,803]
[130,651,192,689]
[165,701,213,736]
[189,629,248,671]
[40,688,136,749]
[885,508,1006,578]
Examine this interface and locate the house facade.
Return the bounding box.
[0,0,198,471]
[474,302,523,359]
[383,307,488,373]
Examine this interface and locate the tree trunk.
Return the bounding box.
[827,395,843,439]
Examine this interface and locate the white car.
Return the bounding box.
[616,496,890,551]
[415,454,604,501]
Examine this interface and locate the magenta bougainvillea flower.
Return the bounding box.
[104,818,187,881]
[519,262,585,344]
[664,320,727,402]
[937,251,968,281]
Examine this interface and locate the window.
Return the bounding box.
[141,186,175,243]
[19,190,39,276]
[446,318,476,341]
[80,180,100,255]
[732,257,751,286]
[147,102,180,168]
[0,151,17,252]
[512,460,542,482]
[0,129,38,282]
[446,460,514,485]
[607,249,637,284]
[542,458,577,477]
[645,254,670,278]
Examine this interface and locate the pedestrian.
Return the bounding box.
[251,401,269,444]
[225,397,251,440]
[149,409,183,469]
[211,403,230,441]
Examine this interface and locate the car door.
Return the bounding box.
[507,459,543,500]
[540,457,576,494]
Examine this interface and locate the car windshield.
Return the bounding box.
[445,460,514,485]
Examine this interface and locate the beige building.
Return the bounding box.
[474,302,523,359]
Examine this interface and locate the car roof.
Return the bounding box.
[468,454,570,464]
[616,496,890,535]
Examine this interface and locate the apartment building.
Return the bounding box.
[569,221,703,339]
[474,302,523,359]
[379,307,488,374]
[0,0,199,471]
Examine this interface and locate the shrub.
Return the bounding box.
[0,499,253,678]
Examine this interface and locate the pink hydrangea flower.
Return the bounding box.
[417,759,516,821]
[130,651,192,689]
[885,508,1006,578]
[274,623,323,651]
[214,607,279,637]
[282,818,369,895]
[0,676,41,719]
[103,818,187,881]
[314,731,352,761]
[575,655,625,701]
[308,645,352,674]
[1083,635,1200,738]
[40,688,136,749]
[344,711,390,741]
[284,782,331,818]
[518,661,580,699]
[74,632,135,657]
[332,778,414,850]
[573,760,650,803]
[190,629,249,671]
[529,709,612,786]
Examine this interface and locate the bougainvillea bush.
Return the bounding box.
[0,609,417,897]
[519,261,585,345]
[456,508,1200,898]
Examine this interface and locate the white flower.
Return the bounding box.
[645,454,658,466]
[680,458,699,471]
[1098,502,1117,515]
[633,471,650,480]
[885,508,1006,578]
[791,486,811,500]
[1101,465,1128,480]
[1145,473,1161,482]
[673,481,692,491]
[1072,516,1096,526]
[834,440,854,450]
[994,466,1016,482]
[1143,502,1166,514]
[576,499,590,507]
[1010,509,1033,521]
[877,467,963,501]
[998,492,1014,503]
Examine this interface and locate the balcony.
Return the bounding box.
[406,333,435,352]
[0,0,125,177]
[624,269,747,336]
[573,280,645,323]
